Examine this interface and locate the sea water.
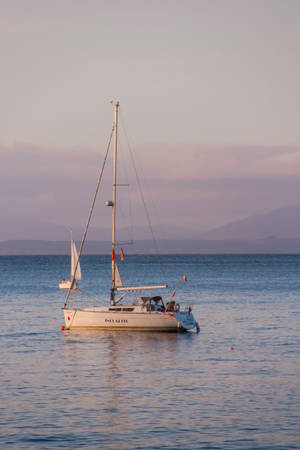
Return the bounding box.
[0,254,299,449]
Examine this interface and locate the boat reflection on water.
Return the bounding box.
[61,330,190,384]
[61,330,194,433]
[61,329,182,360]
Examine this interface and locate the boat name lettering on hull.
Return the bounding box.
[105,318,128,323]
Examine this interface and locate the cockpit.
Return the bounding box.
[139,296,166,312]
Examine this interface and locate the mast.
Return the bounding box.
[70,228,73,280]
[110,101,119,304]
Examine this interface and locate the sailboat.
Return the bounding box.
[62,102,199,332]
[59,230,82,290]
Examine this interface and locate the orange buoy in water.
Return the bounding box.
[60,326,65,331]
[228,346,234,351]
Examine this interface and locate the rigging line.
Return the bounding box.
[63,126,114,308]
[115,132,134,250]
[127,184,134,244]
[119,111,167,280]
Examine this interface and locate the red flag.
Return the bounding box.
[112,249,115,261]
[171,291,176,298]
[120,248,124,261]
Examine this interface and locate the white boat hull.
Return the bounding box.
[59,280,72,289]
[59,280,77,290]
[63,307,197,332]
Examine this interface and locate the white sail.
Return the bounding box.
[71,239,82,281]
[115,262,122,287]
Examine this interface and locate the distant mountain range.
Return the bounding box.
[0,220,201,241]
[199,205,300,240]
[1,205,300,254]
[1,237,300,255]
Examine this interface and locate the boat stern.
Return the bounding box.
[173,310,199,332]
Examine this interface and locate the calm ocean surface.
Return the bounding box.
[0,254,299,449]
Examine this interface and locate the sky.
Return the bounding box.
[1,0,300,239]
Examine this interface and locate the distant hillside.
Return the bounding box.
[2,238,300,254]
[0,220,112,241]
[199,205,300,240]
[2,205,300,245]
[0,240,110,255]
[0,220,202,241]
